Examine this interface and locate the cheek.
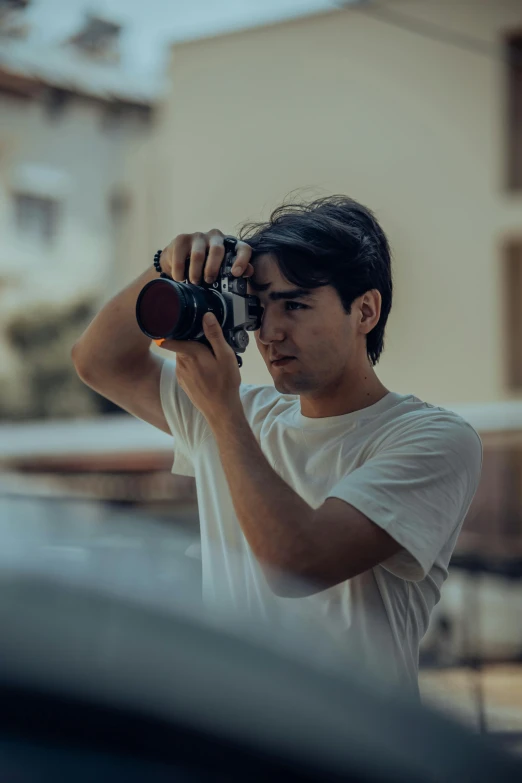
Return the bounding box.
[304,324,346,358]
[303,318,330,342]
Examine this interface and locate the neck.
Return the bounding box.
[299,364,390,419]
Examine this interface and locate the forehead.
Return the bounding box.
[248,253,285,286]
[247,253,327,303]
[247,253,325,301]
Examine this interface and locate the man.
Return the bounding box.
[72,195,482,695]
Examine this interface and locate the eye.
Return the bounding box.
[285,301,307,311]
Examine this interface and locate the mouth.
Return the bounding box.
[270,357,296,367]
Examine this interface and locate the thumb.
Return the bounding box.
[202,312,225,352]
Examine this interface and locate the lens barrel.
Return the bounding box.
[136,278,225,340]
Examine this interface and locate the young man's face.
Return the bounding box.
[247,253,364,396]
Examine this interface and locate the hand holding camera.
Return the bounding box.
[135,230,264,367]
[160,229,255,285]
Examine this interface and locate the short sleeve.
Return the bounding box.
[159,358,208,477]
[159,363,280,477]
[326,416,483,581]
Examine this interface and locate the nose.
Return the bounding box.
[257,310,286,346]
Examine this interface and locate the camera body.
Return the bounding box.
[136,237,263,367]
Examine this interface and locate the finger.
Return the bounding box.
[202,312,227,356]
[171,234,192,282]
[231,240,252,277]
[154,337,200,356]
[232,262,254,279]
[204,230,225,283]
[188,232,208,285]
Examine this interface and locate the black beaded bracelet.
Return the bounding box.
[153,249,163,274]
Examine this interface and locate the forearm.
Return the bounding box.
[72,266,158,376]
[210,410,315,575]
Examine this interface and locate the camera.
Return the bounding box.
[135,237,264,367]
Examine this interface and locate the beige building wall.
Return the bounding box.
[126,0,522,405]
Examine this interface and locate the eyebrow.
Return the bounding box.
[247,280,315,302]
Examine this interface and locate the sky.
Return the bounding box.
[21,0,341,80]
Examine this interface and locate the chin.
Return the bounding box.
[273,375,303,394]
[273,378,290,393]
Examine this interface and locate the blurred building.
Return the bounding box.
[0,6,157,417]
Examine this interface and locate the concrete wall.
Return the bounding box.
[129,0,522,405]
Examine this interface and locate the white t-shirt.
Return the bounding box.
[160,359,483,694]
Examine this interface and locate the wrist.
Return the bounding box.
[153,249,173,279]
[208,397,245,436]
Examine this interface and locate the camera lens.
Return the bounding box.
[136,278,225,340]
[136,279,182,338]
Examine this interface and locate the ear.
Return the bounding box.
[360,290,381,334]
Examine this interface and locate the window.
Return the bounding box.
[506,33,522,191]
[503,239,522,389]
[0,0,30,40]
[68,14,121,62]
[14,193,58,245]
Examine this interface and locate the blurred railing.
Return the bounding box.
[0,412,197,511]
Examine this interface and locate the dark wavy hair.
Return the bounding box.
[239,195,393,366]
